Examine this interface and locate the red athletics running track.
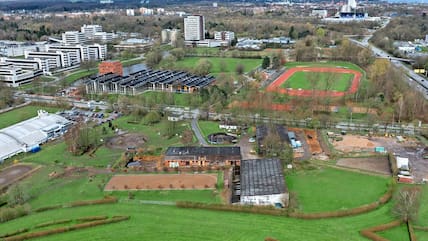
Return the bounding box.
[266,67,362,97]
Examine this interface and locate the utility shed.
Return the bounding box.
[240,159,288,206]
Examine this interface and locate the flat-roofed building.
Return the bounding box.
[62,31,86,45]
[81,24,103,39]
[0,63,39,86]
[184,15,205,41]
[0,110,72,162]
[237,159,288,206]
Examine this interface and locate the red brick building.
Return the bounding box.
[99,61,123,76]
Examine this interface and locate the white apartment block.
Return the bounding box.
[214,31,235,43]
[184,15,205,41]
[0,58,42,72]
[0,63,39,87]
[62,31,86,45]
[140,7,154,15]
[88,44,107,60]
[93,32,115,43]
[161,29,180,44]
[81,24,103,39]
[46,45,87,65]
[25,51,72,74]
[126,9,135,16]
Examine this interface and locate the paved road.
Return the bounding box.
[191,118,208,146]
[349,36,428,99]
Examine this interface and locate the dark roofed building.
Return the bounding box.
[239,159,288,206]
[164,146,241,168]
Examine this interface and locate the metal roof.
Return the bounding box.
[165,146,241,157]
[240,159,286,196]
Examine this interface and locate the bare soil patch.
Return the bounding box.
[0,164,36,190]
[303,129,322,154]
[106,133,147,150]
[332,135,379,152]
[336,157,391,175]
[104,173,218,191]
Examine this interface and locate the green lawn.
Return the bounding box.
[281,71,353,92]
[0,105,61,129]
[284,61,365,72]
[377,224,410,241]
[21,142,121,168]
[113,117,193,154]
[174,57,260,76]
[63,69,97,85]
[0,203,400,241]
[139,91,201,107]
[286,167,390,212]
[198,121,222,138]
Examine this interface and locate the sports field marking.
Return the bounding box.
[267,67,362,97]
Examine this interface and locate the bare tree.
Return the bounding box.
[392,186,421,223]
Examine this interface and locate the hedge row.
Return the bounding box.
[68,196,117,207]
[0,205,31,223]
[0,229,29,239]
[408,222,417,241]
[33,204,62,213]
[360,220,402,241]
[34,219,72,229]
[177,187,393,220]
[176,202,288,216]
[3,216,130,241]
[413,226,428,231]
[76,216,108,222]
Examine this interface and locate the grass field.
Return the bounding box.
[63,69,98,85]
[113,117,193,155]
[0,203,400,241]
[286,167,390,212]
[0,105,61,129]
[198,121,223,138]
[284,61,364,72]
[139,91,201,107]
[21,142,121,168]
[281,71,354,92]
[174,57,260,76]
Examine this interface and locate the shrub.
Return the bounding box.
[0,204,31,223]
[68,196,117,207]
[176,202,287,216]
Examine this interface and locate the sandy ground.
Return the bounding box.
[104,173,218,191]
[336,157,391,175]
[106,133,147,150]
[0,164,35,189]
[332,135,378,152]
[238,135,259,160]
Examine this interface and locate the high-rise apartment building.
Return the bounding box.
[184,15,205,41]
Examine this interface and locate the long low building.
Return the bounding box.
[0,110,72,162]
[164,146,241,168]
[234,159,288,206]
[84,68,215,95]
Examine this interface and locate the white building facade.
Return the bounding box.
[184,15,205,41]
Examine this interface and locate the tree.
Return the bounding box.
[143,111,161,125]
[262,56,270,69]
[392,186,421,223]
[80,60,98,71]
[7,184,29,207]
[170,48,185,60]
[145,47,163,68]
[194,59,212,76]
[0,83,14,109]
[181,129,194,145]
[64,123,101,155]
[235,64,245,75]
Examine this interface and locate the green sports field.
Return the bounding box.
[174,57,260,76]
[281,71,354,92]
